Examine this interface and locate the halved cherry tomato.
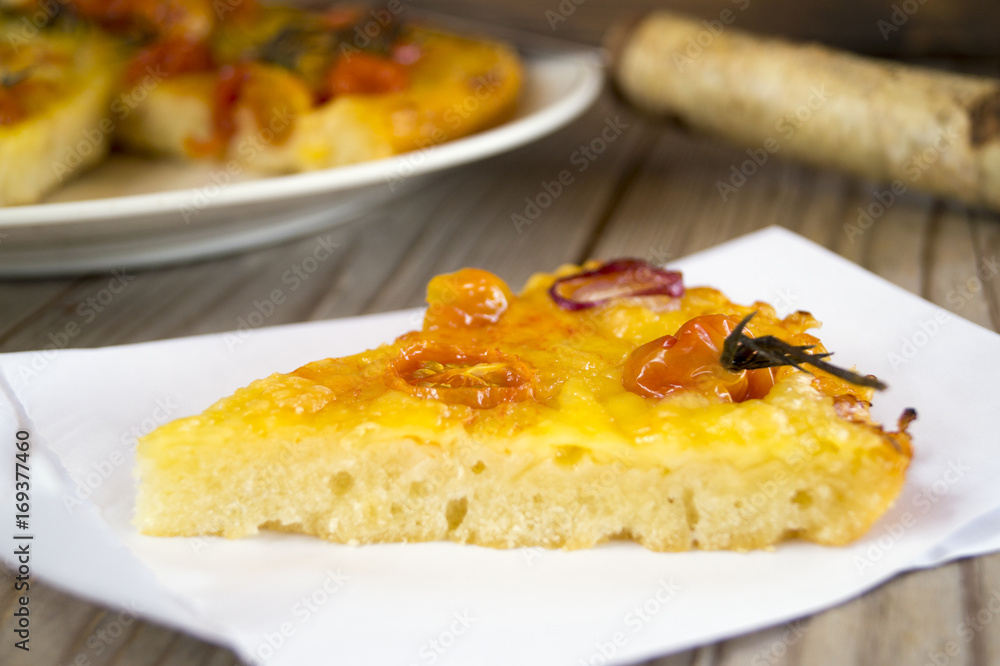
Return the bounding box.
[0,89,25,126]
[623,314,775,402]
[67,0,222,38]
[386,343,535,409]
[424,268,514,329]
[124,36,213,85]
[326,52,409,96]
[321,6,363,29]
[184,63,252,158]
[67,0,150,32]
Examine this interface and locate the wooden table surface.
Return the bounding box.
[2,1,1000,664]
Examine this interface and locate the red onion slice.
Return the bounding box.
[548,259,684,310]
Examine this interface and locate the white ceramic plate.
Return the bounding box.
[0,37,604,277]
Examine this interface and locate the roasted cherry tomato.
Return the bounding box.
[321,6,364,29]
[623,314,775,402]
[67,0,219,39]
[124,35,213,85]
[424,268,514,329]
[184,62,252,158]
[0,89,25,126]
[386,343,535,409]
[326,52,409,96]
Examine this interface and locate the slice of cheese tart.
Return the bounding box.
[136,260,913,551]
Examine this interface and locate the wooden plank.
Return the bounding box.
[412,0,1000,57]
[641,650,696,666]
[0,282,79,341]
[0,564,16,613]
[788,170,855,250]
[852,188,934,292]
[645,646,707,665]
[858,565,970,666]
[0,235,348,351]
[150,633,226,666]
[924,204,994,328]
[962,553,1000,666]
[971,212,1000,331]
[106,622,209,666]
[701,621,807,665]
[781,597,867,666]
[588,127,763,261]
[780,565,971,666]
[0,576,110,665]
[201,647,243,666]
[107,624,239,666]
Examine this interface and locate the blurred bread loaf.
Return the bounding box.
[609,11,1000,211]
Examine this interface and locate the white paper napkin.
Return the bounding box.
[3,226,999,666]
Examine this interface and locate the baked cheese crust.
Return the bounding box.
[136,262,913,551]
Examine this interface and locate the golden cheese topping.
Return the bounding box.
[147,262,904,473]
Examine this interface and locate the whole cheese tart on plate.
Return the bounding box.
[0,0,522,203]
[114,3,522,172]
